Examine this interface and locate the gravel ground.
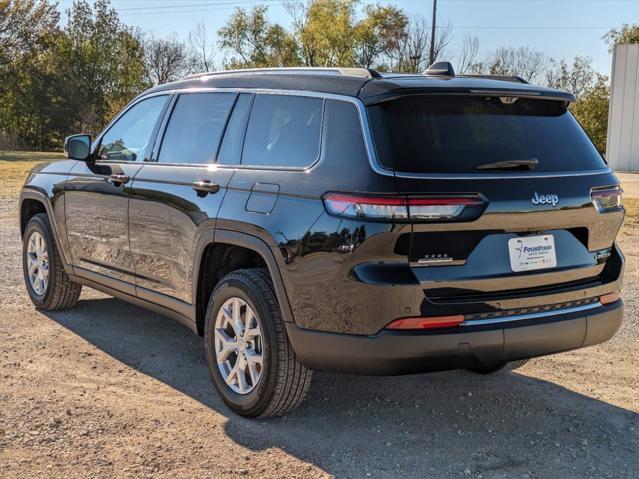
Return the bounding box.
[1,171,638,478]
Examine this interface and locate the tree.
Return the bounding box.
[571,74,610,153]
[0,0,59,68]
[604,23,639,51]
[290,0,359,67]
[218,5,299,68]
[387,16,451,73]
[0,0,64,149]
[188,22,216,73]
[483,46,547,83]
[545,56,595,99]
[219,1,451,72]
[456,35,480,74]
[144,34,188,85]
[354,4,407,69]
[60,0,148,132]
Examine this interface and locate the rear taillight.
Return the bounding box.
[385,315,464,330]
[600,292,621,305]
[322,193,483,221]
[591,186,623,213]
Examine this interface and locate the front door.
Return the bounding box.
[128,91,239,304]
[65,95,170,292]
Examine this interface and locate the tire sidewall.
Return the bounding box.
[22,215,57,308]
[204,275,279,416]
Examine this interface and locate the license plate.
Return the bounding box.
[508,235,557,272]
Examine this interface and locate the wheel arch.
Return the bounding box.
[19,189,72,271]
[193,228,295,336]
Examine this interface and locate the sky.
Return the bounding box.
[55,0,639,77]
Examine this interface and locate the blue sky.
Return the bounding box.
[57,0,638,76]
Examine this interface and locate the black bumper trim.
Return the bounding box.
[285,301,623,375]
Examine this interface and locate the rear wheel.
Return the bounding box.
[22,213,81,310]
[467,359,530,374]
[204,268,312,418]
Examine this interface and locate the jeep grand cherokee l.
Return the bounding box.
[20,64,625,418]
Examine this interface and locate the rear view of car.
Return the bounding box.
[294,68,624,377]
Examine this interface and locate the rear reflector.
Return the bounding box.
[600,292,620,305]
[323,193,482,221]
[385,315,464,330]
[591,186,623,213]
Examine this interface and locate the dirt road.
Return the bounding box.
[1,163,637,478]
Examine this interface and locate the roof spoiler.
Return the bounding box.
[363,88,576,107]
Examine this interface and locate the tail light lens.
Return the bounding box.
[600,292,620,305]
[385,315,464,330]
[591,186,623,213]
[323,193,483,221]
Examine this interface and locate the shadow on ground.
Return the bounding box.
[46,296,639,478]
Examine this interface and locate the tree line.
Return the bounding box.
[1,0,637,153]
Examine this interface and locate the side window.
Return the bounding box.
[158,92,235,164]
[242,94,323,168]
[98,95,168,162]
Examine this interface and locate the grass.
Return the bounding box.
[0,150,65,161]
[0,151,64,196]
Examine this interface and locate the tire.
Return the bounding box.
[204,268,312,418]
[22,213,82,310]
[467,359,530,374]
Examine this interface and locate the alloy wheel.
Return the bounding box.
[26,231,49,296]
[214,297,264,394]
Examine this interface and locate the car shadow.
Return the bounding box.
[44,296,639,478]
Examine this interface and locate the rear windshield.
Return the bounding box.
[369,96,607,174]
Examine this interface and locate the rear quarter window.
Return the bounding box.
[242,94,323,168]
[370,96,607,174]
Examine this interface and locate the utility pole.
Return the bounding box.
[428,0,437,66]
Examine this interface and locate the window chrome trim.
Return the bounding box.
[105,87,612,179]
[459,301,601,326]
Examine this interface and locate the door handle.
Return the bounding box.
[109,173,130,186]
[192,180,220,197]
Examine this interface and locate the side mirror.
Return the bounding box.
[64,134,92,161]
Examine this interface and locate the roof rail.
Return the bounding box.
[459,74,529,84]
[184,67,382,81]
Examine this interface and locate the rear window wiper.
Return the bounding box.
[474,158,539,171]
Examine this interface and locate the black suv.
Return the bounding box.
[20,64,625,418]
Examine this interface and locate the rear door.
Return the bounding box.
[127,91,237,305]
[65,94,169,291]
[368,95,624,307]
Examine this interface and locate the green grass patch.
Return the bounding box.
[0,150,65,161]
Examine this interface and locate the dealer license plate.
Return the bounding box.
[508,235,557,272]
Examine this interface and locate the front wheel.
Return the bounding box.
[22,213,82,310]
[204,268,312,418]
[467,359,530,374]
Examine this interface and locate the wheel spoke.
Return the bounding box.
[215,328,237,362]
[245,350,263,366]
[225,364,238,387]
[236,356,248,393]
[247,361,259,386]
[232,298,244,337]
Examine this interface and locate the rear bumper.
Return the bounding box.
[286,301,623,375]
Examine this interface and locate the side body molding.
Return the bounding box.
[193,228,295,325]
